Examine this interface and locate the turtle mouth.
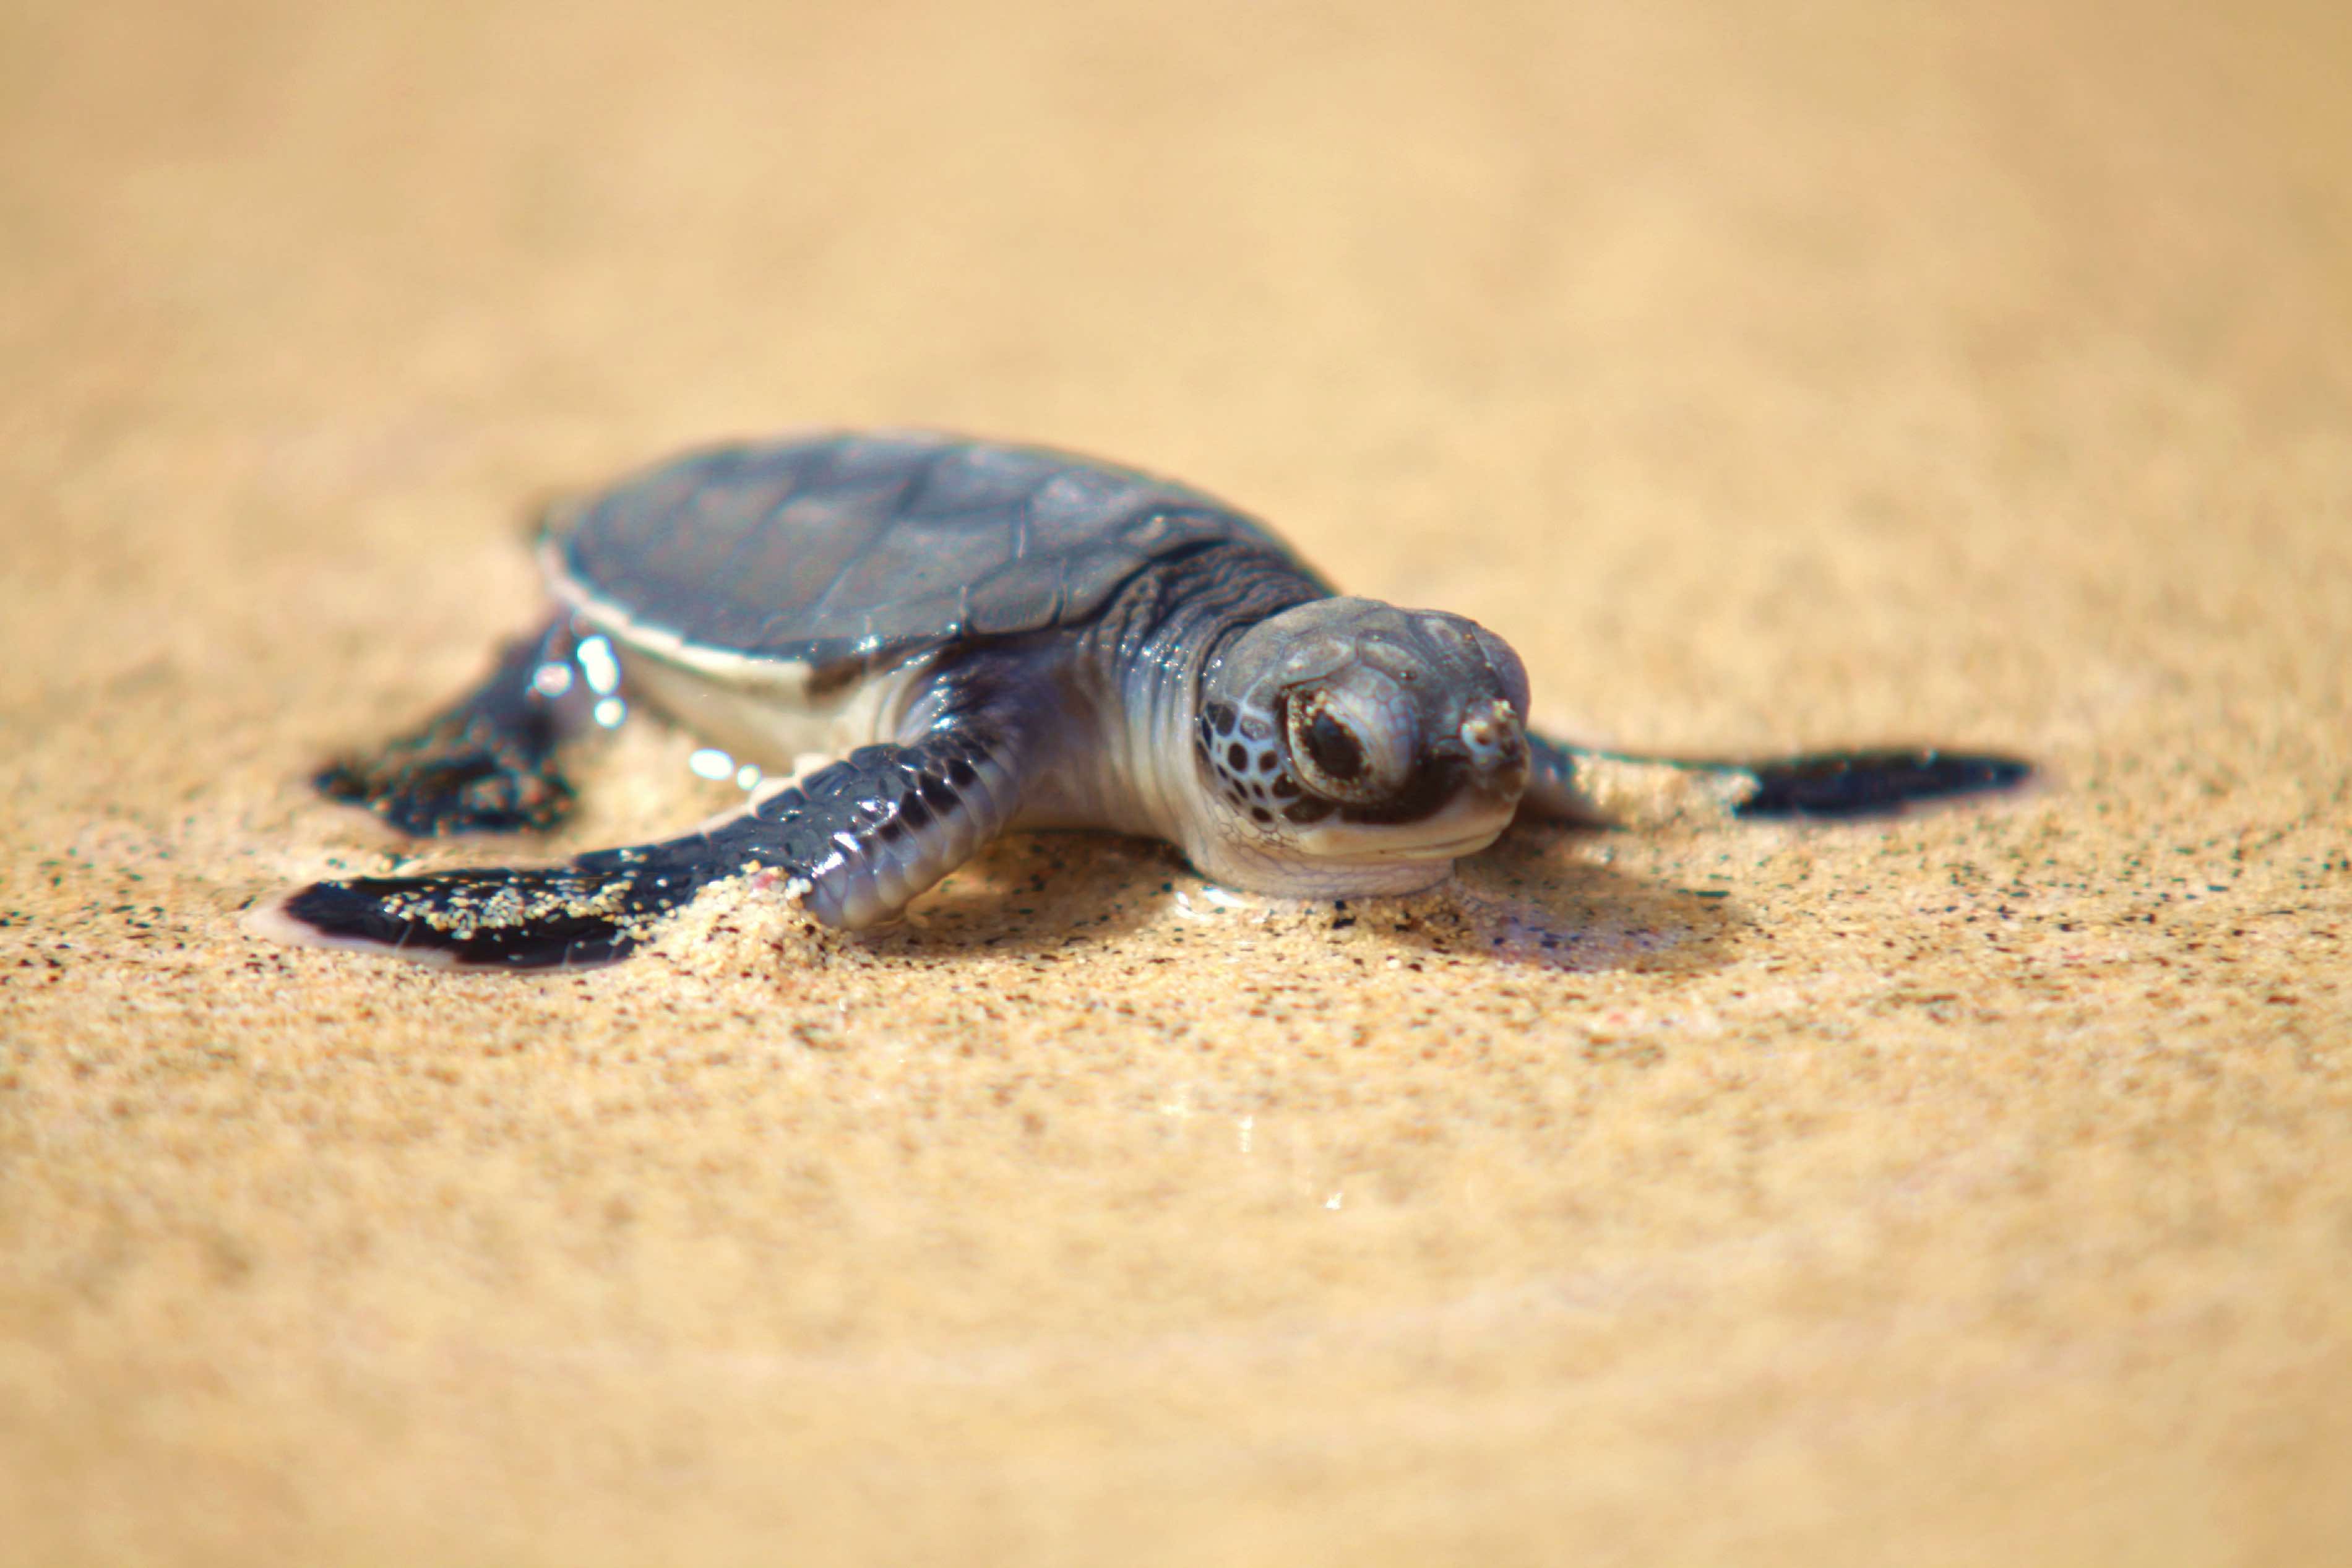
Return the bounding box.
[1289,795,1515,864]
[1371,827,1509,861]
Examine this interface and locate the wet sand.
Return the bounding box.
[4,1,2348,1561]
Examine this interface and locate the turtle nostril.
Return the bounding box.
[1458,700,1521,761]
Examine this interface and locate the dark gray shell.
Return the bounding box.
[548,430,1308,668]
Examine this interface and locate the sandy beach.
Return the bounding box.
[3,0,2348,1561]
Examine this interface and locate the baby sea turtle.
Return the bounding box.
[256,430,2029,970]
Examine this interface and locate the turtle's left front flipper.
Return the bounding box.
[1723,747,2033,819]
[259,704,1033,970]
[1520,734,2033,829]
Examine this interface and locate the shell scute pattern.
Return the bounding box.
[558,432,1288,666]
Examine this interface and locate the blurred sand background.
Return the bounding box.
[3,0,2350,1561]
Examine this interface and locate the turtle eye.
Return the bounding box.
[1303,710,1364,782]
[1286,687,1411,803]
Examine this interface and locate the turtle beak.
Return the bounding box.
[1456,698,1528,801]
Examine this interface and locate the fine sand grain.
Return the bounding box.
[4,1,2349,1562]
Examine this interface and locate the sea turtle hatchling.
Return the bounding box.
[255,430,2030,970]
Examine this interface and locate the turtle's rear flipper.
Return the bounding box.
[314,618,595,837]
[1521,736,2034,829]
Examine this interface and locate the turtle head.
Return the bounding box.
[1186,598,1532,897]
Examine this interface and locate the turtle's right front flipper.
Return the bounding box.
[314,618,603,837]
[256,864,652,970]
[1520,734,2034,829]
[259,703,1031,970]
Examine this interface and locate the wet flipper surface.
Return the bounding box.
[264,715,1030,970]
[1522,735,2035,829]
[264,865,665,970]
[1732,749,2035,819]
[314,619,592,837]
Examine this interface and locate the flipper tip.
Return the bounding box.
[243,877,635,972]
[244,884,467,969]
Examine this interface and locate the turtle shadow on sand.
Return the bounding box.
[850,824,1738,978]
[1393,828,1741,976]
[853,833,1182,958]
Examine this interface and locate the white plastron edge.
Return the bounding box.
[540,533,824,701]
